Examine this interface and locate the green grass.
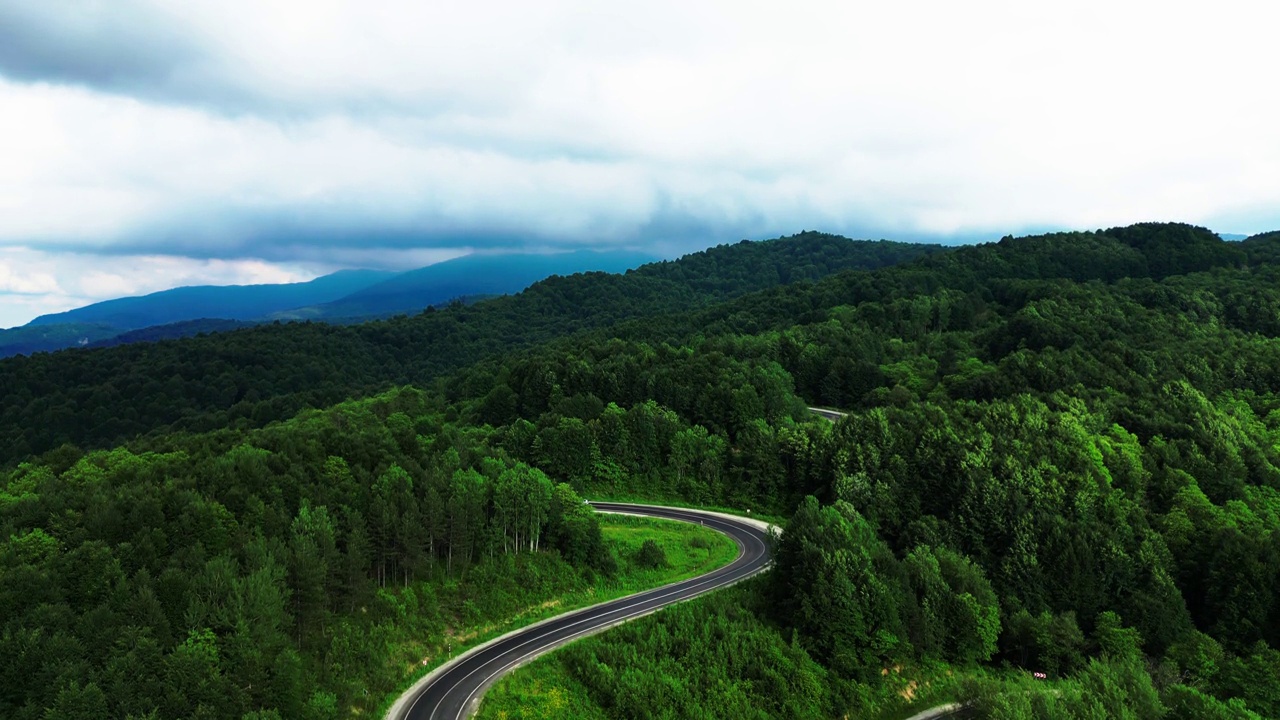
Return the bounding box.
[476,655,606,720]
[368,514,739,718]
[474,520,752,720]
[594,511,742,587]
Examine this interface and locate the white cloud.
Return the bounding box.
[0,0,1277,325]
[0,292,82,329]
[0,260,60,294]
[0,246,320,328]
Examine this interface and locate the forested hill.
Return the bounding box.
[0,224,1266,465]
[454,221,1275,418]
[6,221,1280,717]
[676,222,1252,335]
[0,232,942,463]
[430,221,1280,716]
[628,231,931,290]
[265,249,656,321]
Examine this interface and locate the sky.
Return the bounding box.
[1,1,1277,328]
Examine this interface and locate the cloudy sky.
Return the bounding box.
[1,1,1276,327]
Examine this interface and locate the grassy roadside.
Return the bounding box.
[476,657,606,720]
[475,587,976,720]
[477,624,1067,720]
[367,513,739,718]
[474,648,975,720]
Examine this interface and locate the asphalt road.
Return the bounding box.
[387,502,774,720]
[807,406,848,422]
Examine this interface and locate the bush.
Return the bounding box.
[634,540,668,569]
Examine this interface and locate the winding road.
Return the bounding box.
[386,502,774,720]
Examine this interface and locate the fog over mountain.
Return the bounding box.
[0,1,1275,326]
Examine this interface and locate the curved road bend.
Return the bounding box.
[387,502,774,720]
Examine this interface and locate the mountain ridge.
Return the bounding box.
[26,268,395,329]
[0,231,943,458]
[268,250,658,321]
[3,251,661,358]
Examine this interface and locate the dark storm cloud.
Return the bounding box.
[0,3,203,93]
[0,2,577,120]
[0,3,389,116]
[0,0,1276,331]
[65,208,762,267]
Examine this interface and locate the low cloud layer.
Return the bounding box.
[1,1,1277,326]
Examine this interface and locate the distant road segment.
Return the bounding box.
[386,502,774,720]
[808,406,848,422]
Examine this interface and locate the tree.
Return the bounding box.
[42,681,108,720]
[523,466,553,553]
[535,417,596,485]
[339,509,372,612]
[162,628,234,719]
[288,502,336,645]
[371,465,413,585]
[546,483,613,573]
[1001,609,1086,676]
[447,469,486,573]
[771,497,907,680]
[1164,684,1263,720]
[902,545,1000,664]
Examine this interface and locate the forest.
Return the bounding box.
[3,222,1280,718]
[0,232,940,461]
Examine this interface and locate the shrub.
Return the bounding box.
[634,540,668,569]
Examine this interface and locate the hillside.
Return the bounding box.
[3,222,1280,718]
[86,319,258,349]
[441,222,1280,718]
[0,232,943,461]
[5,250,657,359]
[4,251,654,359]
[0,322,122,357]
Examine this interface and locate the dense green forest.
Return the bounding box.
[0,387,742,719]
[5,223,1280,717]
[0,232,941,462]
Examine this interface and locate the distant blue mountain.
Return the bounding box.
[2,250,658,358]
[27,269,396,330]
[270,250,658,320]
